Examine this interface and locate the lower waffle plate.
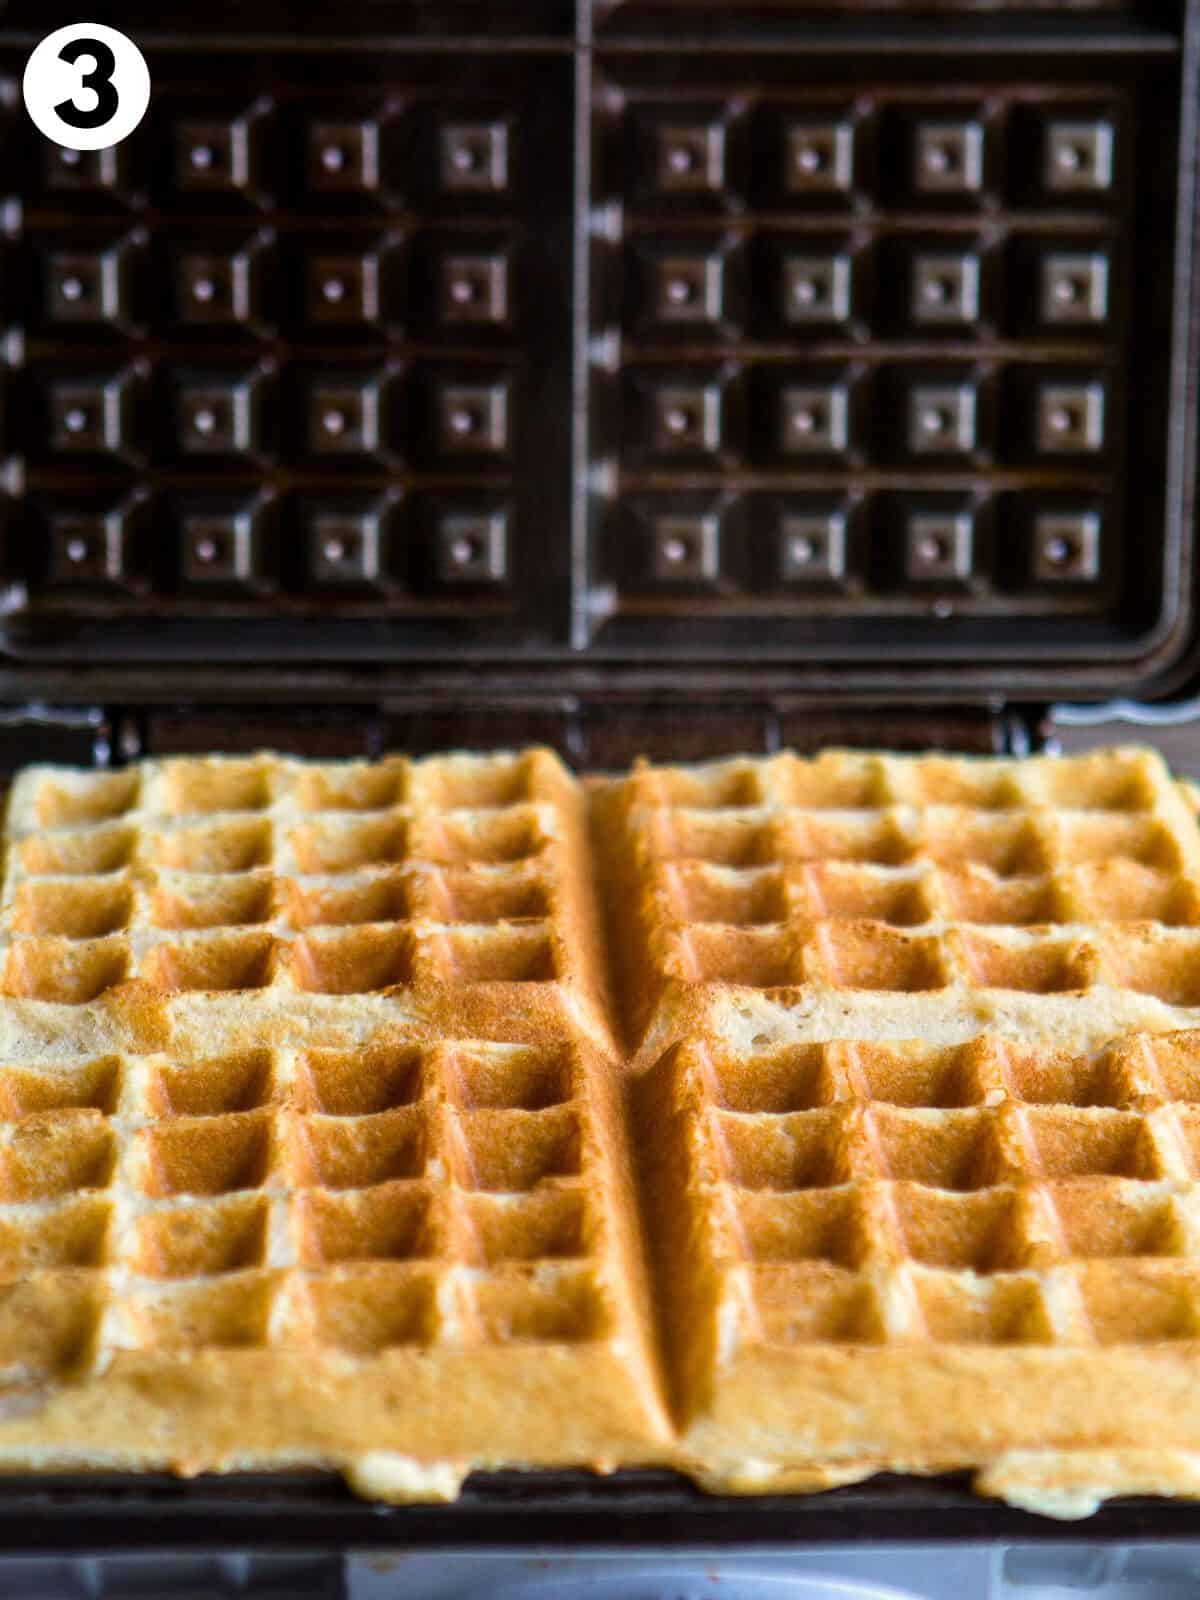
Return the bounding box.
[0,1470,1197,1550]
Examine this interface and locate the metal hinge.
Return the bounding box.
[0,700,1055,771]
[0,705,125,773]
[998,705,1053,757]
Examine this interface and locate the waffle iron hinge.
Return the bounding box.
[1001,705,1056,758]
[128,699,1043,766]
[0,700,1052,773]
[0,705,118,775]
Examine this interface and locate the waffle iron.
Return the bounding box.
[0,0,1198,1593]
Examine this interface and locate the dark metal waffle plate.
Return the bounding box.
[0,3,1193,697]
[0,1469,1199,1551]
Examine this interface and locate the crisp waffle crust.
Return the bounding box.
[4,746,1200,1515]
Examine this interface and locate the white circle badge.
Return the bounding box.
[23,23,150,152]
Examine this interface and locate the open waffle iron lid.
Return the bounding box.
[0,0,1193,713]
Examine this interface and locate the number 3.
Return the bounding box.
[54,37,119,131]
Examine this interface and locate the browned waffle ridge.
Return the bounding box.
[3,746,1200,1516]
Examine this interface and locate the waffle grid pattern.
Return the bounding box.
[653,1031,1200,1354]
[607,749,1200,1025]
[0,1036,630,1379]
[0,752,592,1006]
[2,745,1200,1501]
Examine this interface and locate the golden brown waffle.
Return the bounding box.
[636,1025,1200,1509]
[0,749,666,1490]
[594,747,1200,1062]
[3,744,1200,1515]
[0,750,614,1056]
[0,1025,669,1485]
